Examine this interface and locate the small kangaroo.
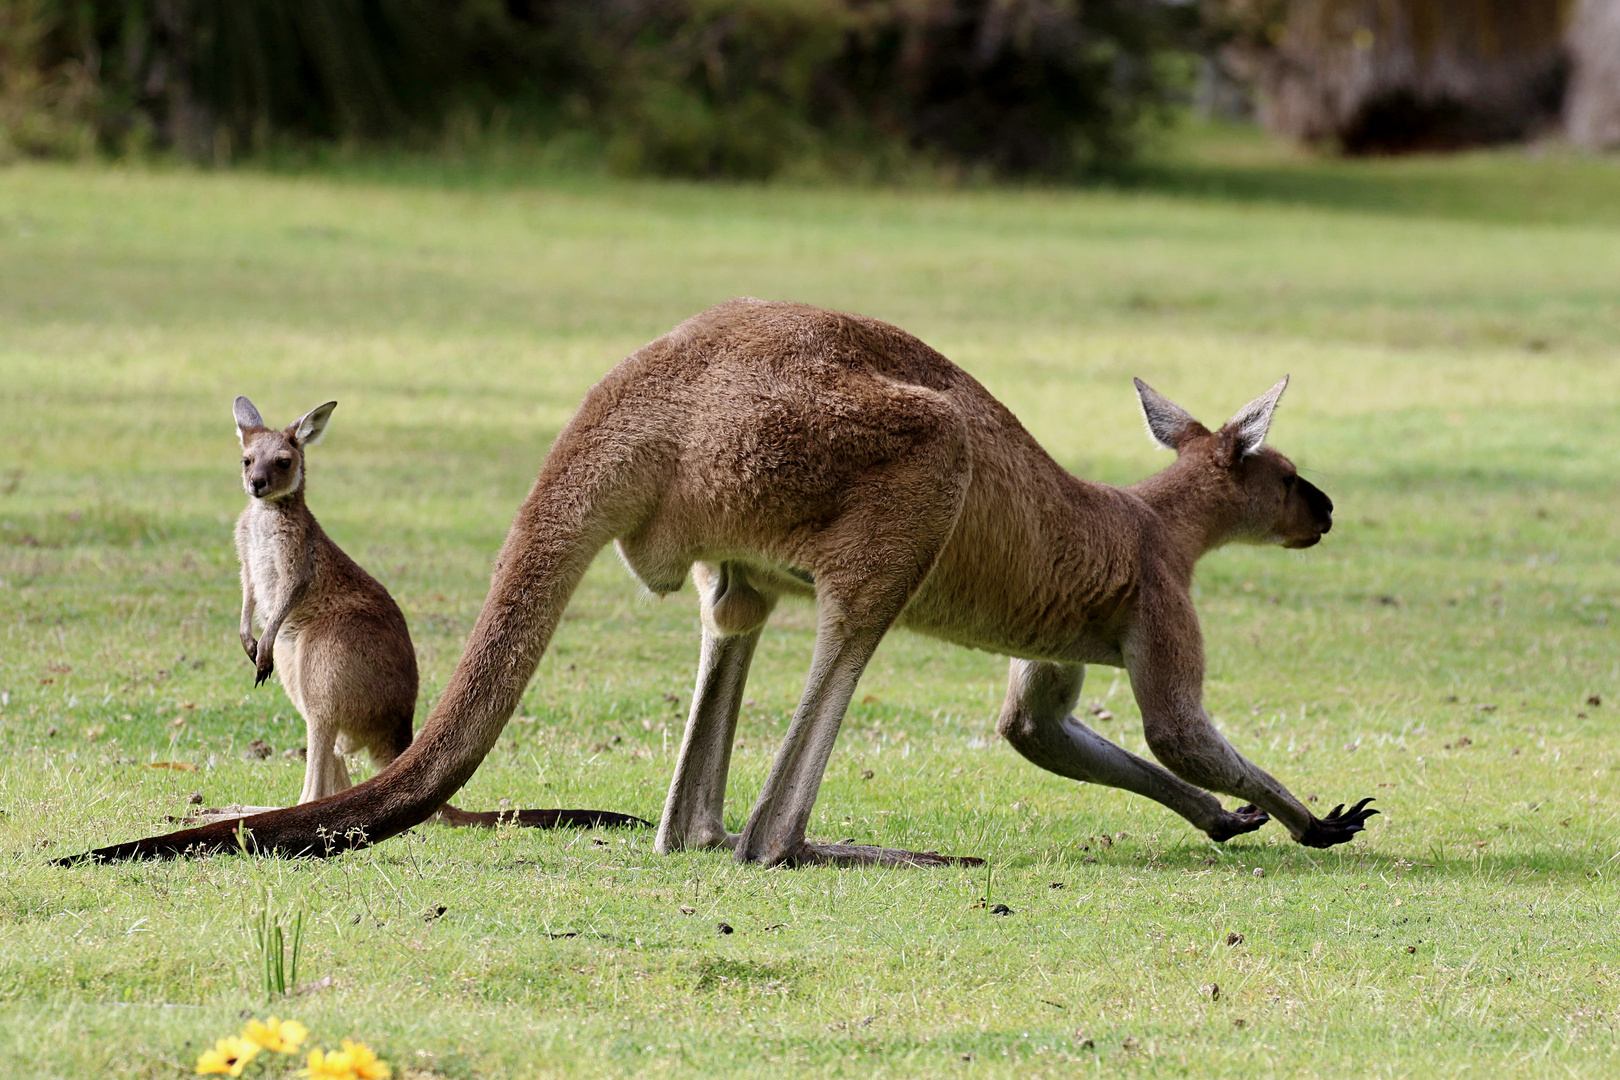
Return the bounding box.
[231,396,414,807]
[74,301,1375,864]
[208,397,645,831]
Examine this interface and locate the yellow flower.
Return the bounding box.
[243,1015,309,1054]
[196,1035,261,1076]
[339,1040,391,1080]
[300,1045,354,1080]
[299,1039,390,1080]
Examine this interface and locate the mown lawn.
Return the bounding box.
[2,136,1619,1077]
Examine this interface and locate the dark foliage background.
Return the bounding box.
[0,0,1195,177]
[1209,0,1570,155]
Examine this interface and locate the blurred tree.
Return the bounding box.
[0,0,1195,177]
[836,0,1190,176]
[1566,0,1620,147]
[0,0,99,157]
[1213,0,1572,153]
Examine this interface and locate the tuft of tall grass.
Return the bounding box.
[252,898,303,1001]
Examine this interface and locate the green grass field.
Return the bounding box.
[2,131,1619,1077]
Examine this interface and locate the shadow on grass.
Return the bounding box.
[1004,839,1608,882]
[207,120,1620,230]
[1121,149,1620,228]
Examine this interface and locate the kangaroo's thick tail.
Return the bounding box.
[59,411,659,864]
[433,804,651,829]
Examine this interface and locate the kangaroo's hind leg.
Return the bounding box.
[733,438,980,869]
[299,723,349,802]
[655,562,775,854]
[997,659,1269,842]
[187,631,317,824]
[290,619,400,804]
[190,621,398,824]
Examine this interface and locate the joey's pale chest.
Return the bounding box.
[238,505,307,613]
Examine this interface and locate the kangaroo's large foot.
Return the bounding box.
[1298,798,1379,848]
[786,841,983,868]
[1206,804,1270,842]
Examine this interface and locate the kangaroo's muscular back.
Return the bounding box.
[606,299,1147,660]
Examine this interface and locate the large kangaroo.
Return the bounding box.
[68,299,1374,865]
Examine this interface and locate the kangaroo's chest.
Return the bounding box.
[239,508,306,615]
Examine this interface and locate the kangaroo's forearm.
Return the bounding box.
[1202,753,1315,837]
[238,586,257,652]
[1141,709,1315,836]
[258,574,312,649]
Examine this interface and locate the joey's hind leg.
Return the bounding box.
[997,660,1269,843]
[655,562,773,854]
[300,723,351,804]
[185,731,340,825]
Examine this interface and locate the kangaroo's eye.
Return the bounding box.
[276,459,291,469]
[242,458,251,468]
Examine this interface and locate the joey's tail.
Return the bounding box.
[61,421,659,863]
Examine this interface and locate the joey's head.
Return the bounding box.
[233,397,336,502]
[1133,376,1333,551]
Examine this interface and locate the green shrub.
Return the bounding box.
[0,0,1194,176]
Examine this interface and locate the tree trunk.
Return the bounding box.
[1223,0,1571,153]
[1566,0,1620,147]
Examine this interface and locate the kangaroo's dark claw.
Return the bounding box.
[1207,804,1270,842]
[1298,797,1379,848]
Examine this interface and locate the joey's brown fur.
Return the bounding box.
[72,300,1375,865]
[207,397,644,832]
[232,397,416,806]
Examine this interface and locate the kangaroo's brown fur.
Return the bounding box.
[232,397,416,805]
[70,300,1374,865]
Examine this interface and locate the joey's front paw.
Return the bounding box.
[1207,804,1270,843]
[1298,797,1378,848]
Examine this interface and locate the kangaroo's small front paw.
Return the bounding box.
[254,661,274,686]
[1207,804,1270,842]
[1298,797,1378,848]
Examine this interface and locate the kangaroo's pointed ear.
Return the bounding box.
[1133,377,1204,451]
[291,401,337,447]
[1224,376,1289,458]
[234,397,264,442]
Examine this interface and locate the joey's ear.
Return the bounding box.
[291,401,337,447]
[1133,377,1203,451]
[233,396,264,441]
[1223,376,1288,458]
